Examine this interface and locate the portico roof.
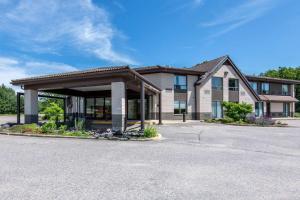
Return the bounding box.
[11,66,161,94]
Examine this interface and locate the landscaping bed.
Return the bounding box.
[0,122,160,141]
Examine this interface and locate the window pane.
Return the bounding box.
[174,101,180,114]
[95,98,104,118]
[174,75,187,90]
[180,101,186,114]
[105,97,111,120]
[86,98,94,118]
[229,79,239,91]
[250,82,257,92]
[212,77,223,90]
[282,85,288,95]
[262,83,269,94]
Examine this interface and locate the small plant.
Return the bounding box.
[75,119,85,131]
[143,126,158,138]
[58,125,67,134]
[220,117,235,124]
[41,121,56,133]
[9,123,41,133]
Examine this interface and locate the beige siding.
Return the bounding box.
[214,64,256,107]
[271,102,283,112]
[144,73,174,113]
[187,75,198,114]
[199,79,212,113]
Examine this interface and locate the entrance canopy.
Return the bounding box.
[11,66,162,132]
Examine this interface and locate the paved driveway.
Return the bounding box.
[0,122,300,200]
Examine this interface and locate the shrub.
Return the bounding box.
[75,119,85,131]
[144,126,158,138]
[10,123,41,133]
[220,117,235,124]
[43,102,63,122]
[222,102,253,121]
[41,121,57,133]
[58,125,67,134]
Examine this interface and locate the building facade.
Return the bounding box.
[11,55,299,131]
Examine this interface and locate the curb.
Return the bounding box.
[0,132,161,141]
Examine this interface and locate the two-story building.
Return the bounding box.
[11,55,300,132]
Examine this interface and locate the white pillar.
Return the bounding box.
[24,89,38,124]
[111,81,126,133]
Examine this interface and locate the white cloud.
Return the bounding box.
[164,0,204,14]
[0,56,77,89]
[202,0,277,38]
[0,0,137,64]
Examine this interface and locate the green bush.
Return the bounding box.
[43,102,63,122]
[41,121,56,133]
[58,125,67,134]
[222,102,253,121]
[10,124,41,133]
[144,126,158,138]
[75,119,85,131]
[219,117,235,124]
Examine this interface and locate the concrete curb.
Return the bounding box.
[0,131,161,141]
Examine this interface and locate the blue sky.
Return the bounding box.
[0,0,299,86]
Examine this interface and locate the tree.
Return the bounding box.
[43,102,64,123]
[222,102,253,121]
[0,84,18,114]
[39,93,64,113]
[262,66,300,112]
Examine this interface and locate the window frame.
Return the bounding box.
[174,75,187,91]
[212,101,223,119]
[212,77,223,91]
[261,82,270,94]
[250,82,258,93]
[282,84,289,96]
[174,100,187,114]
[229,78,239,91]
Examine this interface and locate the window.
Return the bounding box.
[174,75,187,90]
[212,101,222,118]
[250,82,257,92]
[283,103,290,117]
[229,79,239,91]
[174,101,186,114]
[255,102,264,117]
[212,77,223,90]
[261,83,270,94]
[282,85,289,96]
[85,97,111,120]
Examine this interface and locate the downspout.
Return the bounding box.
[194,75,201,120]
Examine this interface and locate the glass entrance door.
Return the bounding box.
[85,97,111,120]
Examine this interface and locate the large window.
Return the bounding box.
[212,77,223,90]
[261,83,270,94]
[229,79,239,91]
[255,102,264,117]
[174,100,186,114]
[250,82,257,92]
[283,103,290,117]
[85,97,111,120]
[282,85,289,96]
[174,75,187,90]
[212,101,222,118]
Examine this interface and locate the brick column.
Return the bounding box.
[24,89,38,124]
[111,81,126,133]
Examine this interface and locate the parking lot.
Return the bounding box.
[0,121,300,200]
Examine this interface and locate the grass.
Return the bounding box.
[144,126,158,138]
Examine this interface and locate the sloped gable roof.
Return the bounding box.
[192,55,261,101]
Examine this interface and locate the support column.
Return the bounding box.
[17,92,21,124]
[24,89,38,124]
[111,81,126,133]
[140,81,145,131]
[158,93,162,125]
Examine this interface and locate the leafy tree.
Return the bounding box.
[262,66,300,112]
[43,102,64,122]
[0,84,23,114]
[222,102,253,121]
[39,93,64,113]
